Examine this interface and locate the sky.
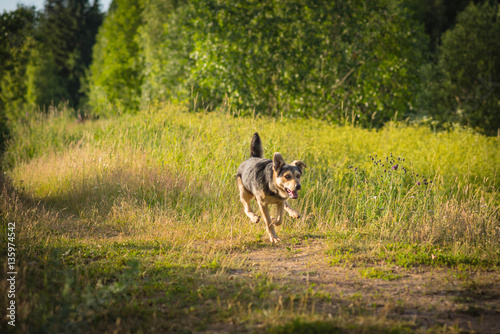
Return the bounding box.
[0,0,112,13]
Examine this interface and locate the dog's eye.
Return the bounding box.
[285,175,291,180]
[297,174,301,179]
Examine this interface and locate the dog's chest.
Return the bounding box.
[260,192,286,205]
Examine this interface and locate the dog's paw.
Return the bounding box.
[269,236,281,244]
[250,215,260,224]
[289,211,301,219]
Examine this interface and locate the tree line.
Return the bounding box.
[0,0,103,149]
[1,0,499,150]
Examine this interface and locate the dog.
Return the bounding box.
[236,132,307,243]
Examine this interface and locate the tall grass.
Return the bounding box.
[1,103,499,332]
[4,103,499,258]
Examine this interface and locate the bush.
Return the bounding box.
[182,0,428,125]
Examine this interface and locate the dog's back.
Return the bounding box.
[237,133,272,194]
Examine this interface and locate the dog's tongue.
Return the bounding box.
[287,189,298,199]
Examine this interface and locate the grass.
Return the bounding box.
[0,102,499,333]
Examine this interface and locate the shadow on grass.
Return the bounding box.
[1,167,215,240]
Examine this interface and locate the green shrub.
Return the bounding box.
[183,0,428,125]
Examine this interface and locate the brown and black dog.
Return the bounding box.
[236,133,307,243]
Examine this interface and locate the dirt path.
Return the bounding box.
[238,239,500,333]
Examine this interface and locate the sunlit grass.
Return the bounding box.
[6,103,499,254]
[1,102,499,332]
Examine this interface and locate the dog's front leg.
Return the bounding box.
[284,201,301,219]
[256,200,280,243]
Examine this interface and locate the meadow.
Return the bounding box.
[1,103,499,333]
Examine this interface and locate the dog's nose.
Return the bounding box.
[296,184,301,190]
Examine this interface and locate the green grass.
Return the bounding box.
[1,103,499,333]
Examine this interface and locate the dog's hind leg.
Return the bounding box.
[272,202,285,226]
[284,201,301,219]
[237,177,260,223]
[256,199,280,243]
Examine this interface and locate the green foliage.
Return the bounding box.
[0,1,102,142]
[91,0,428,126]
[0,6,38,149]
[37,0,103,108]
[184,0,427,125]
[419,2,500,135]
[25,44,69,109]
[88,0,144,116]
[139,0,190,106]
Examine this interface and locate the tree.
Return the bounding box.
[35,0,103,108]
[25,43,69,109]
[88,0,144,116]
[0,6,38,150]
[405,0,476,51]
[421,2,500,135]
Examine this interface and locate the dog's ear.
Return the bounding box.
[273,153,286,172]
[291,160,307,173]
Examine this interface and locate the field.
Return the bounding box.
[1,103,499,333]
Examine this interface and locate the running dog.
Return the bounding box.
[236,132,307,243]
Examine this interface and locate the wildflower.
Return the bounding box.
[417,182,421,186]
[392,165,398,171]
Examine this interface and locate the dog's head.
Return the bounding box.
[273,153,307,199]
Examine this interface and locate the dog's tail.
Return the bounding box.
[250,132,263,158]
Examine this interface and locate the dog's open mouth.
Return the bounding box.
[285,188,298,199]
